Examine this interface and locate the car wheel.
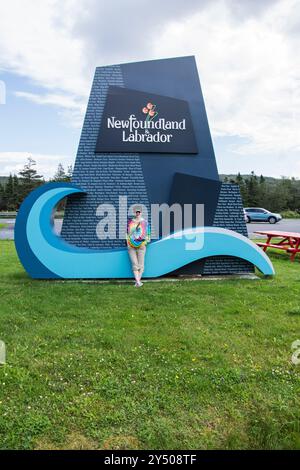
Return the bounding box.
[268,216,276,224]
[246,216,251,223]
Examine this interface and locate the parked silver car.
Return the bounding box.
[244,208,282,224]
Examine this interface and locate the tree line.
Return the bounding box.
[223,172,300,214]
[0,157,72,211]
[1,159,300,214]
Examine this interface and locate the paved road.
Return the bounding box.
[0,218,62,240]
[247,219,300,238]
[1,218,300,240]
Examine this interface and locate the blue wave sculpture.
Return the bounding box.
[14,183,275,278]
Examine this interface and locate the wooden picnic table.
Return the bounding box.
[255,230,300,262]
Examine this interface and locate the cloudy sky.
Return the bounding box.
[0,0,299,178]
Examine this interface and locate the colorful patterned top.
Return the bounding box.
[127,217,151,248]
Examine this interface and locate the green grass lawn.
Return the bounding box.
[0,240,300,450]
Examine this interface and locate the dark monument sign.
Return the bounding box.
[96,86,198,154]
[14,56,274,278]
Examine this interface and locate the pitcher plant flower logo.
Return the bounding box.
[142,102,158,133]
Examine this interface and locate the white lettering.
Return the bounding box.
[107,114,187,143]
[122,130,172,143]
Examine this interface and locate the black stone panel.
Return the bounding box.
[168,179,254,275]
[169,173,221,227]
[202,183,253,275]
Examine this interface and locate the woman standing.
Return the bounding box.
[127,206,150,287]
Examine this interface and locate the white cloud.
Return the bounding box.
[0,0,90,94]
[151,0,300,159]
[14,91,86,127]
[0,0,91,127]
[0,0,299,175]
[0,152,73,179]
